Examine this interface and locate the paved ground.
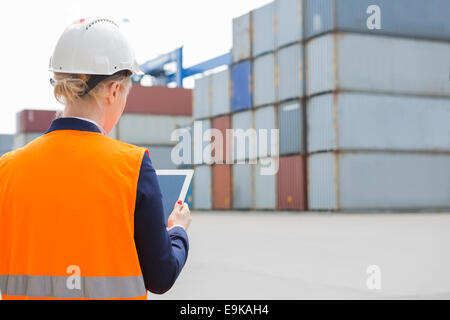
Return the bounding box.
[149,211,450,300]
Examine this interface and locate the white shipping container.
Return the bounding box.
[254,105,278,159]
[254,53,276,107]
[307,33,450,97]
[118,114,192,145]
[13,133,42,149]
[308,92,450,153]
[308,152,450,210]
[139,145,178,169]
[232,13,252,63]
[277,44,304,101]
[108,124,118,140]
[193,165,212,210]
[253,159,277,209]
[232,163,253,209]
[275,0,303,48]
[211,69,231,117]
[0,134,13,154]
[252,2,276,57]
[193,76,211,120]
[232,110,254,162]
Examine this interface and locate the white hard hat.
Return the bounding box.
[49,18,141,75]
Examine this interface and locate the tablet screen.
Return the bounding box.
[156,170,194,226]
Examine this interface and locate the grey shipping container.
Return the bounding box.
[308,152,450,211]
[211,69,231,117]
[193,165,212,210]
[232,12,252,63]
[232,163,253,209]
[306,0,450,41]
[308,92,450,153]
[232,110,255,162]
[108,125,118,139]
[117,114,192,145]
[252,2,276,57]
[277,43,304,101]
[279,101,304,155]
[254,53,276,107]
[253,158,277,209]
[193,75,211,120]
[13,133,42,149]
[307,33,450,97]
[276,0,304,48]
[139,145,178,169]
[254,105,278,159]
[0,134,13,155]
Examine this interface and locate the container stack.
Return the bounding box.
[14,110,58,149]
[191,0,450,212]
[111,85,193,170]
[191,0,308,211]
[273,0,307,211]
[0,134,13,157]
[192,66,231,210]
[305,0,450,211]
[13,86,192,173]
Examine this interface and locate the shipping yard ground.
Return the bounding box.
[149,211,450,300]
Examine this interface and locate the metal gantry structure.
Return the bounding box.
[135,47,232,87]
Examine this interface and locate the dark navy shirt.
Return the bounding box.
[46,117,189,294]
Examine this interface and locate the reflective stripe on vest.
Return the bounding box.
[0,130,149,300]
[0,275,146,299]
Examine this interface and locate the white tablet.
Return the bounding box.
[156,169,194,226]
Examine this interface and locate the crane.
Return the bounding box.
[134,47,232,87]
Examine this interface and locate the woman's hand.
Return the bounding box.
[167,200,192,231]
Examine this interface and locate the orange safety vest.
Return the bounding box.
[0,129,148,300]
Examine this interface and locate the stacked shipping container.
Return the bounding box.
[14,110,58,149]
[305,0,450,211]
[114,85,192,170]
[13,109,121,148]
[191,0,307,211]
[0,134,13,157]
[191,0,450,212]
[12,86,192,172]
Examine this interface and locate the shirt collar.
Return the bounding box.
[72,117,106,135]
[45,117,105,135]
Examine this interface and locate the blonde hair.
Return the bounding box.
[52,72,132,105]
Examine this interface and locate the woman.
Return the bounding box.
[0,17,191,300]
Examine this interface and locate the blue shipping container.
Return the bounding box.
[306,0,450,41]
[231,61,252,112]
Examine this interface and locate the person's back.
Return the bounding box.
[0,130,148,299]
[0,17,192,300]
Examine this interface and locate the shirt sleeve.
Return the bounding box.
[133,151,189,294]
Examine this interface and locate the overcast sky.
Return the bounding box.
[0,0,272,134]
